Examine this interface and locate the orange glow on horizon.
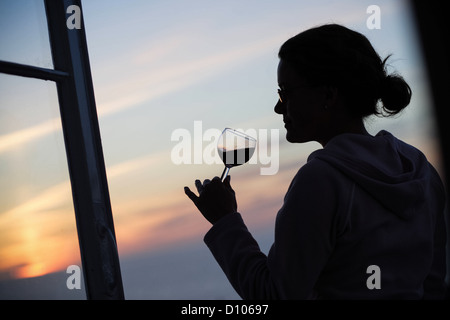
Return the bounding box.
[14,263,47,279]
[0,156,294,280]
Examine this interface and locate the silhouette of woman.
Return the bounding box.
[184,24,447,299]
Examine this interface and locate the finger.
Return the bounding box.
[195,179,204,193]
[184,186,198,202]
[223,175,232,188]
[209,177,223,189]
[198,179,211,193]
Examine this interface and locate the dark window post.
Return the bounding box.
[411,0,450,296]
[44,0,124,299]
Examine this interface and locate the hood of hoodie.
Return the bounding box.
[308,130,431,220]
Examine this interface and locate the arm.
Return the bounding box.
[204,213,280,299]
[186,161,342,299]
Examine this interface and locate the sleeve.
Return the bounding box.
[204,160,343,299]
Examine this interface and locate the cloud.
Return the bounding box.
[0,33,282,155]
[0,118,61,154]
[95,33,284,117]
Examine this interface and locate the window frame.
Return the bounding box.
[0,0,124,299]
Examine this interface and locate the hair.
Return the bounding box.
[278,24,412,117]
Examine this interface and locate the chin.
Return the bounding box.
[286,132,300,143]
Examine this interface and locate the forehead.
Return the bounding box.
[277,60,305,86]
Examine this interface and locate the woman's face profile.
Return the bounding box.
[275,60,330,144]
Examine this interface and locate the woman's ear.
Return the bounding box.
[324,85,339,108]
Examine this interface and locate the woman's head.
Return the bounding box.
[275,24,412,144]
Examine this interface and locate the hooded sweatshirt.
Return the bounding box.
[204,131,447,299]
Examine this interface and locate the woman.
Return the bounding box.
[184,24,447,299]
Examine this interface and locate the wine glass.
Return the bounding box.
[217,128,257,182]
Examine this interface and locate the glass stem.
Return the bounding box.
[220,166,230,182]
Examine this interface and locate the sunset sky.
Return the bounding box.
[0,0,444,297]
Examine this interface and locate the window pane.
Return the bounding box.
[0,74,85,299]
[0,0,53,68]
[83,0,444,299]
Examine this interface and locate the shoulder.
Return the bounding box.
[276,157,353,237]
[283,157,353,211]
[290,157,351,193]
[298,157,339,177]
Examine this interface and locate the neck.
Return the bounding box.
[318,118,369,147]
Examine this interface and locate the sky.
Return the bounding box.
[0,0,445,298]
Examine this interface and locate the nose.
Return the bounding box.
[274,99,284,114]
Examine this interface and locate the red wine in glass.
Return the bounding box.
[217,128,257,181]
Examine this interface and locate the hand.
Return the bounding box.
[184,176,237,224]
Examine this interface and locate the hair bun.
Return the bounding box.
[379,74,412,115]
